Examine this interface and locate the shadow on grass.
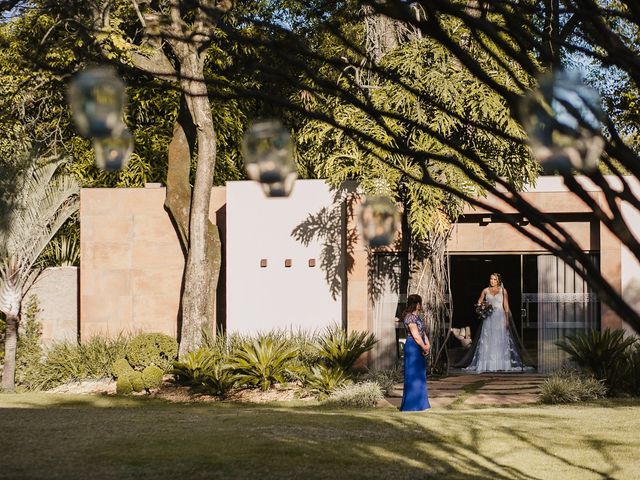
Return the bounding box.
[1,393,638,480]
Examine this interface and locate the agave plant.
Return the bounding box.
[303,364,352,399]
[0,157,78,390]
[230,336,299,391]
[172,348,237,397]
[316,326,378,371]
[556,329,637,394]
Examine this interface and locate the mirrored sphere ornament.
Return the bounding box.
[261,173,297,198]
[519,70,605,173]
[359,196,400,248]
[68,66,127,139]
[93,129,134,171]
[242,119,297,197]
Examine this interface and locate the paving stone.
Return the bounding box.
[463,393,540,405]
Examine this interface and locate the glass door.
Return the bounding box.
[371,253,404,370]
[522,254,599,373]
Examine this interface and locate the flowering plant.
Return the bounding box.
[475,301,493,320]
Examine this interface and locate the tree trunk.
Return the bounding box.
[177,54,221,357]
[409,231,452,372]
[165,96,196,254]
[1,313,18,391]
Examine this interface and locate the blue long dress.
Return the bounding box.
[400,313,431,412]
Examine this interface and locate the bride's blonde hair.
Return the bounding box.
[490,273,502,286]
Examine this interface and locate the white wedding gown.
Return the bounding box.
[464,287,526,373]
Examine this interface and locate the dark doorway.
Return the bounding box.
[449,255,522,341]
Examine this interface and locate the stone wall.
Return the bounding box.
[23,267,78,344]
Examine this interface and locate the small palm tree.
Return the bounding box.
[0,157,78,390]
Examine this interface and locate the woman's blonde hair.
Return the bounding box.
[490,272,502,286]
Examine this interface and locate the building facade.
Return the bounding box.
[77,177,640,372]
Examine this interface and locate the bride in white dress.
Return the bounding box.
[463,273,527,373]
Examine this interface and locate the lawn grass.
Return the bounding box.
[1,393,639,479]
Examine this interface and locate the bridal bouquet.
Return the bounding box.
[475,301,493,320]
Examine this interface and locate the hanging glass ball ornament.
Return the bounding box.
[359,196,400,248]
[68,66,127,139]
[242,119,297,197]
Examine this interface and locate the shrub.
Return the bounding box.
[126,333,178,372]
[112,358,133,379]
[285,330,322,368]
[15,296,45,390]
[172,349,237,397]
[172,349,220,385]
[129,371,145,393]
[621,343,640,396]
[230,336,299,391]
[556,329,637,394]
[316,327,377,371]
[199,362,237,397]
[540,370,607,404]
[116,375,133,395]
[142,365,164,390]
[38,335,130,390]
[323,381,384,408]
[358,368,403,396]
[303,364,352,399]
[79,335,129,377]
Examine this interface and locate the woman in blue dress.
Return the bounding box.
[400,294,431,411]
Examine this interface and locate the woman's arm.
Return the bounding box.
[476,288,486,305]
[503,287,510,327]
[408,323,430,355]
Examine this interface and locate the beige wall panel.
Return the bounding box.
[131,241,184,269]
[601,223,623,331]
[83,243,133,270]
[81,187,185,339]
[23,267,78,344]
[132,294,178,335]
[448,221,594,252]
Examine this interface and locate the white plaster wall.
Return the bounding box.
[621,177,640,334]
[226,180,343,335]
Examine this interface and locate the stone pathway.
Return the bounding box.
[382,373,546,409]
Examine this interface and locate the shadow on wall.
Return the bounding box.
[368,252,402,306]
[291,185,357,300]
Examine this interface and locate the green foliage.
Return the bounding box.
[230,336,300,391]
[37,235,80,267]
[357,368,403,396]
[288,330,323,369]
[111,358,133,379]
[125,333,178,372]
[172,348,237,397]
[172,348,220,386]
[556,329,637,394]
[129,371,145,393]
[296,13,538,241]
[540,369,607,404]
[323,381,384,408]
[303,364,351,399]
[37,335,129,390]
[315,327,377,371]
[620,342,640,396]
[15,296,45,390]
[142,364,164,390]
[116,375,133,395]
